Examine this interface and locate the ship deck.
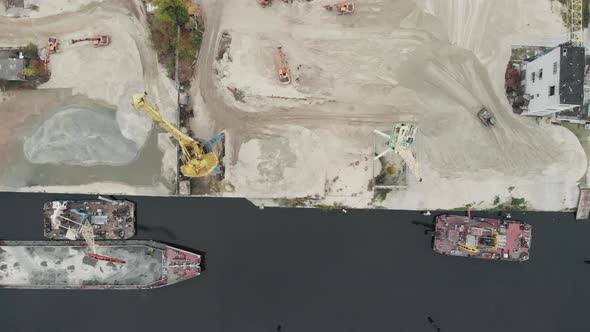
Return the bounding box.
[433,214,532,261]
[43,200,135,240]
[0,242,163,288]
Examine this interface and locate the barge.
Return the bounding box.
[0,240,201,289]
[43,197,135,240]
[433,213,532,262]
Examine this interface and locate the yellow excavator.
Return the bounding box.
[132,92,220,178]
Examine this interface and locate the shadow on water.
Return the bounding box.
[137,225,177,241]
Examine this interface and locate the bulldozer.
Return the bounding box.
[72,35,110,46]
[277,46,291,85]
[131,92,220,178]
[44,37,59,72]
[323,2,354,15]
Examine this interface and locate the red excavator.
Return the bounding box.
[71,35,110,47]
[323,2,354,15]
[277,46,291,85]
[44,37,59,72]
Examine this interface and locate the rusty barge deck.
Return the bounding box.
[0,240,201,289]
[43,199,135,240]
[433,214,532,262]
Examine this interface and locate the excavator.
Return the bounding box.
[71,35,110,46]
[323,2,354,15]
[131,92,220,178]
[44,37,59,72]
[374,123,422,182]
[277,46,291,85]
[49,200,125,264]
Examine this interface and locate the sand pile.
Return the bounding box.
[24,106,140,166]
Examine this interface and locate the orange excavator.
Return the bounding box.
[44,37,59,72]
[71,35,110,47]
[323,2,354,15]
[277,46,291,85]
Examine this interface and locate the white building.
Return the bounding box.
[522,43,585,117]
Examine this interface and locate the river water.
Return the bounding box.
[0,192,589,332]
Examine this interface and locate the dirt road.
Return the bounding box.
[191,0,587,210]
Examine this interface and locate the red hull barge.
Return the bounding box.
[433,214,532,262]
[0,240,201,289]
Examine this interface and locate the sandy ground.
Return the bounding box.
[1,0,107,18]
[16,181,170,195]
[191,0,587,210]
[0,0,177,193]
[0,89,73,166]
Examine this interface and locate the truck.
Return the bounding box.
[477,107,496,127]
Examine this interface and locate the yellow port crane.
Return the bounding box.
[567,0,584,46]
[132,92,220,178]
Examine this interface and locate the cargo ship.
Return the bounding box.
[433,213,532,262]
[43,197,135,240]
[0,240,202,289]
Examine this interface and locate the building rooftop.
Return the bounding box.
[559,43,585,106]
[0,58,25,81]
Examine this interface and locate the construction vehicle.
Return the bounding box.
[44,37,59,72]
[44,200,123,263]
[71,35,110,46]
[374,123,422,182]
[132,92,220,178]
[477,107,496,127]
[277,46,291,85]
[323,2,354,15]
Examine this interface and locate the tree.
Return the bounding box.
[23,66,39,78]
[151,12,177,55]
[152,0,190,56]
[155,0,189,25]
[22,43,39,59]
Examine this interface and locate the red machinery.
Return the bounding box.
[44,37,59,72]
[323,2,354,15]
[85,252,126,264]
[71,35,110,46]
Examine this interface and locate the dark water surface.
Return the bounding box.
[0,192,589,332]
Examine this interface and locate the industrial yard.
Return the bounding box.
[0,0,588,211]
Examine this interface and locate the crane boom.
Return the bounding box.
[133,93,195,146]
[567,0,584,46]
[132,92,219,178]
